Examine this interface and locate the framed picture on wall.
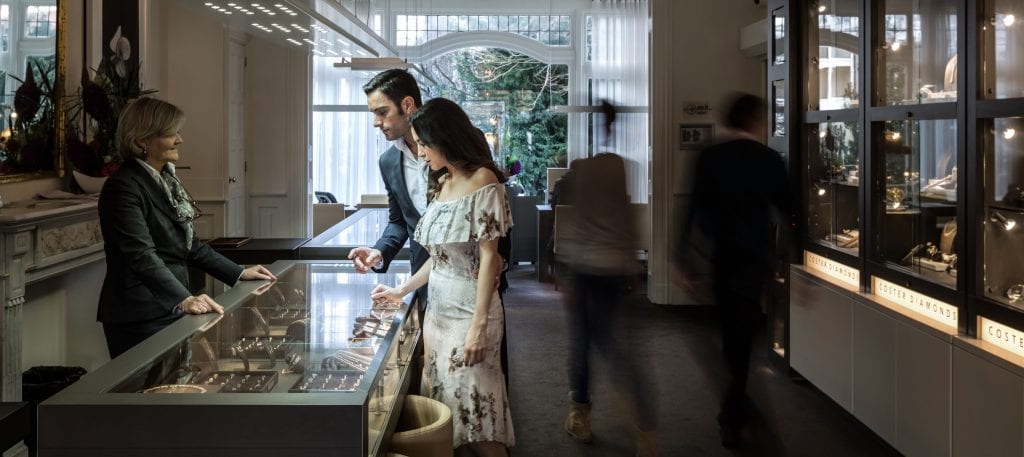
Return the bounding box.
[679,124,713,150]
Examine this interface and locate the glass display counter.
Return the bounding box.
[301,208,411,260]
[38,261,419,457]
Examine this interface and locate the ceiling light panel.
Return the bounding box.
[184,0,394,58]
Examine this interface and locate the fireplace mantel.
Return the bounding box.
[0,197,104,401]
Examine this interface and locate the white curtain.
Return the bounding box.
[588,0,649,202]
[311,56,386,206]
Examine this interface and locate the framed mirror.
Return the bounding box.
[0,0,64,184]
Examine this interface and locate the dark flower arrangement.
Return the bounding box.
[504,154,522,178]
[66,26,156,177]
[0,60,58,173]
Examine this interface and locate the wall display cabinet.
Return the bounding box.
[977,0,1024,323]
[792,1,1024,455]
[868,0,963,303]
[37,261,419,457]
[802,0,864,267]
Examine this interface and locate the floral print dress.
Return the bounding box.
[413,182,515,448]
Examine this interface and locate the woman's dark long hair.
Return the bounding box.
[409,98,507,201]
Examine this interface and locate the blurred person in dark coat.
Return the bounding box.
[556,101,658,457]
[673,93,792,448]
[98,97,275,359]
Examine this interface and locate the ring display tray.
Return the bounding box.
[267,308,310,325]
[290,370,364,392]
[195,371,279,393]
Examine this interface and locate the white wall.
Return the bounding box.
[648,0,767,304]
[22,263,108,372]
[245,36,310,238]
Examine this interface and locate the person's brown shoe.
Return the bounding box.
[564,400,593,443]
[632,426,658,457]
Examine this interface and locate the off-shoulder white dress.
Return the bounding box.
[413,183,515,448]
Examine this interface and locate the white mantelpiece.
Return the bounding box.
[0,197,103,402]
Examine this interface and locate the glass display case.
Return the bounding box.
[980,0,1024,100]
[38,261,419,457]
[807,0,862,111]
[807,120,862,257]
[301,208,411,260]
[802,0,863,265]
[876,0,959,106]
[982,119,1024,310]
[872,119,958,289]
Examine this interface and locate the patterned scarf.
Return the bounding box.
[158,166,197,250]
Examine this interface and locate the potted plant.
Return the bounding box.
[65,26,156,192]
[0,59,58,174]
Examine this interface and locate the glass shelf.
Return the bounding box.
[877,0,959,106]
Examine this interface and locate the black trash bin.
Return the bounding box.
[22,366,86,453]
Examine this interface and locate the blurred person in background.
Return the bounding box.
[672,93,792,448]
[556,101,658,457]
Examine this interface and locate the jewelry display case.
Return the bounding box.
[37,261,419,457]
[976,0,1024,320]
[802,0,863,265]
[982,116,1024,310]
[877,0,960,106]
[301,208,411,260]
[872,118,959,290]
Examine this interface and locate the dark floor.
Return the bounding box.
[502,266,901,457]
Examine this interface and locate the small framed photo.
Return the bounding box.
[679,124,714,150]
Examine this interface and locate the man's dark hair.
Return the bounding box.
[362,69,423,110]
[723,92,766,133]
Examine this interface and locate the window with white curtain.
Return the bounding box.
[311,57,387,206]
[584,0,650,202]
[311,2,649,204]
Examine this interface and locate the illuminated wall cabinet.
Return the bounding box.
[790,0,1024,456]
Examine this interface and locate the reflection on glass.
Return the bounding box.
[879,0,958,105]
[991,117,1024,206]
[807,122,860,253]
[984,117,1024,309]
[109,262,412,395]
[773,80,785,137]
[773,8,786,65]
[982,0,1024,98]
[319,209,392,246]
[811,0,861,109]
[877,119,958,288]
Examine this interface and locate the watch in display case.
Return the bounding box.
[38,261,421,457]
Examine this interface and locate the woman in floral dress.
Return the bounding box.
[372,98,514,456]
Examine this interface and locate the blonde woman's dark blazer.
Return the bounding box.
[96,159,242,324]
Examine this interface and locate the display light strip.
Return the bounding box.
[871,276,957,330]
[979,317,1024,360]
[804,251,859,288]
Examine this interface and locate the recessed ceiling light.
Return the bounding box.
[286,38,302,46]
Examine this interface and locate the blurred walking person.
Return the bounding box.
[556,101,657,457]
[673,93,792,448]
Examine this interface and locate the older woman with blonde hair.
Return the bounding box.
[97,97,275,358]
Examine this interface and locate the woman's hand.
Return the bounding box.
[179,294,224,315]
[463,323,488,366]
[241,265,276,281]
[370,284,405,304]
